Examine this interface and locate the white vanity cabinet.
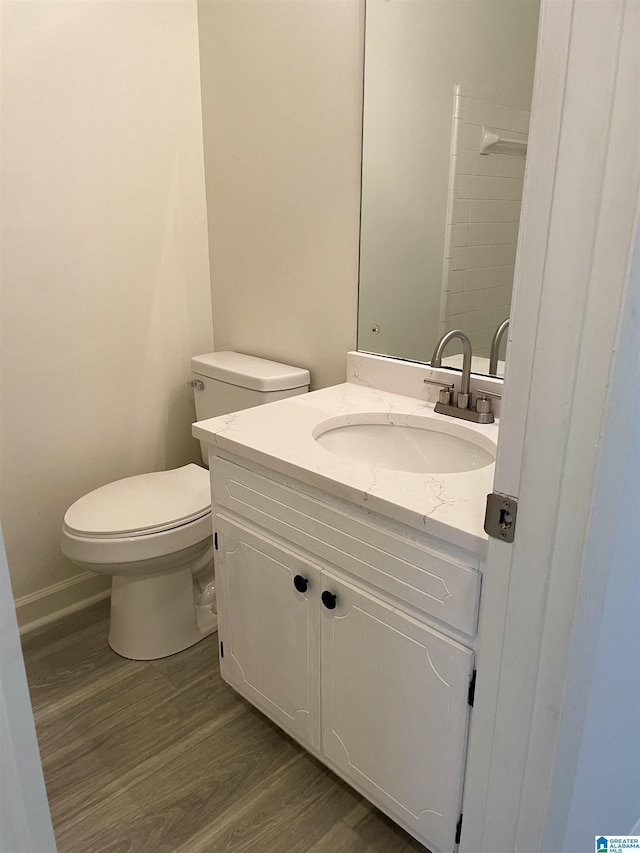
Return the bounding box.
[215,517,322,749]
[319,570,474,853]
[211,456,481,853]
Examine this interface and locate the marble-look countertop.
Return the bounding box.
[193,383,499,555]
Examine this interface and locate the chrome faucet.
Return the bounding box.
[489,318,509,376]
[426,329,495,424]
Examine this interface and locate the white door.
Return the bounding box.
[320,571,474,853]
[0,530,56,851]
[461,2,640,851]
[215,515,321,749]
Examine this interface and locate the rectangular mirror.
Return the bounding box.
[357,0,540,377]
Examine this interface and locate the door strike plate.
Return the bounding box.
[484,493,518,542]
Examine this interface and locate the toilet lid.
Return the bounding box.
[64,464,211,537]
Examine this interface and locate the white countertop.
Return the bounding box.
[193,382,499,555]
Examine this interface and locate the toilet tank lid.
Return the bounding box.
[191,352,310,392]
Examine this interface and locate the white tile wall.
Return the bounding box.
[440,84,530,357]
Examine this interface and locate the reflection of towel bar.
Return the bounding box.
[480,125,528,155]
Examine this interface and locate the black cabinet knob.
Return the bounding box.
[321,590,337,610]
[293,575,308,593]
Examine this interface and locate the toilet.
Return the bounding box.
[61,352,310,660]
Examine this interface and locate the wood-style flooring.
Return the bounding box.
[21,599,430,853]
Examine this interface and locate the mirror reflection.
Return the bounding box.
[357,0,540,377]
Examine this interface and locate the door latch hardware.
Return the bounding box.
[468,670,477,707]
[484,493,518,542]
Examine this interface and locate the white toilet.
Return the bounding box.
[61,352,310,660]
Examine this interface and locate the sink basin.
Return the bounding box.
[313,414,496,474]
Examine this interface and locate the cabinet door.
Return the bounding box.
[321,572,473,853]
[215,515,321,749]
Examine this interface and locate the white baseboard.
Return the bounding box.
[15,571,111,636]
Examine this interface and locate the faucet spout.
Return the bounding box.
[489,318,509,376]
[430,329,473,404]
[428,329,495,424]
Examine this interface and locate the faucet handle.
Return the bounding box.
[423,378,455,405]
[423,378,455,388]
[475,387,502,415]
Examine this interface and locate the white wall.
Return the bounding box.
[358,0,539,363]
[0,0,213,625]
[197,0,363,390]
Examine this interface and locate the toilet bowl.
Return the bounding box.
[61,352,310,661]
[62,464,215,660]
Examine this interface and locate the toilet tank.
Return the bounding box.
[191,352,310,465]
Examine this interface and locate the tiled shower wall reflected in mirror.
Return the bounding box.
[440,85,530,358]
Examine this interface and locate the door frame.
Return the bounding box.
[0,527,56,851]
[460,0,640,851]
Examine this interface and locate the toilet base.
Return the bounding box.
[108,566,217,660]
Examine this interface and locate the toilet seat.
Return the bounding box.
[64,464,210,537]
[61,464,213,569]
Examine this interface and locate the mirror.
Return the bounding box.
[357,0,540,377]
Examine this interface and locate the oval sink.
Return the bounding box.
[313,415,496,474]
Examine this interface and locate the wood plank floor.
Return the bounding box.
[21,600,430,853]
